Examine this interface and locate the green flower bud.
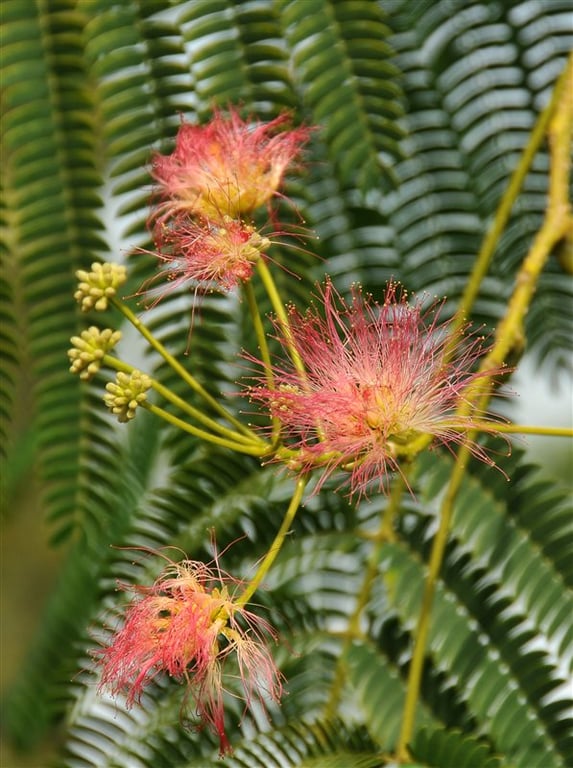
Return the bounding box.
[68,327,122,380]
[104,370,151,423]
[74,262,127,312]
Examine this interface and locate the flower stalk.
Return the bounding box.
[103,354,266,449]
[111,297,254,438]
[464,422,573,438]
[236,475,308,607]
[256,259,307,376]
[141,401,269,455]
[243,280,284,444]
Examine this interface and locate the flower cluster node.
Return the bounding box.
[95,557,282,755]
[246,279,506,498]
[68,327,122,380]
[74,262,127,312]
[104,370,151,422]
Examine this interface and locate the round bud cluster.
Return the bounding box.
[74,262,127,312]
[68,327,122,380]
[104,370,152,422]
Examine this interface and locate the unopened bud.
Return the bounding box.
[104,369,151,422]
[74,262,127,312]
[68,327,122,380]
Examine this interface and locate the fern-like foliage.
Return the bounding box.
[53,445,573,768]
[2,0,111,542]
[2,1,572,767]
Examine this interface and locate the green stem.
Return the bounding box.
[472,422,573,438]
[243,281,282,442]
[112,298,254,438]
[325,473,404,718]
[141,401,267,456]
[395,457,463,762]
[236,475,308,606]
[255,261,332,443]
[243,281,274,387]
[256,259,306,376]
[395,54,573,763]
[104,355,267,449]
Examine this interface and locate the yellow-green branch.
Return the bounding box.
[396,53,573,764]
[325,473,405,719]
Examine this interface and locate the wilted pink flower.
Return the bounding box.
[94,556,282,755]
[150,108,311,222]
[139,216,270,303]
[246,279,508,498]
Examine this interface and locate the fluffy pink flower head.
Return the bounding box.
[94,556,282,755]
[139,216,270,303]
[151,108,311,222]
[246,279,508,498]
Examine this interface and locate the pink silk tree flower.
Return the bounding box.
[150,108,311,223]
[138,216,271,303]
[245,279,509,498]
[94,557,283,755]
